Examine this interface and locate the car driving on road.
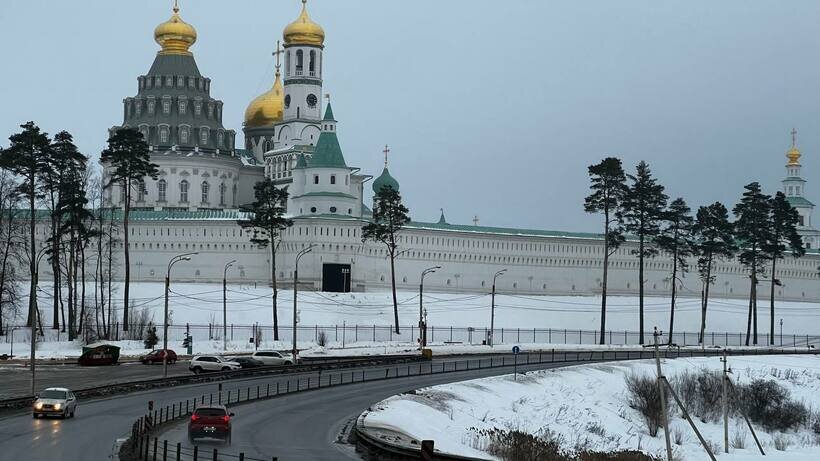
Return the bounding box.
[250,350,297,366]
[189,355,241,374]
[228,357,264,369]
[188,404,233,444]
[33,387,78,419]
[140,349,178,365]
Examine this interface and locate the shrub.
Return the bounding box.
[737,379,808,431]
[625,373,670,437]
[483,428,568,461]
[317,330,328,347]
[143,323,159,349]
[577,451,662,461]
[671,369,724,422]
[772,434,791,451]
[730,429,746,449]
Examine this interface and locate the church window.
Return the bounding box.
[232,184,237,206]
[348,208,352,214]
[285,50,290,75]
[264,140,271,151]
[345,176,349,185]
[309,50,316,76]
[217,132,224,147]
[208,103,214,117]
[180,127,189,144]
[330,206,337,213]
[194,101,201,115]
[148,100,155,114]
[219,183,226,205]
[296,50,304,74]
[310,207,317,213]
[166,76,173,87]
[119,182,126,203]
[330,175,336,185]
[799,215,805,226]
[162,100,171,115]
[177,76,184,88]
[179,100,187,114]
[158,179,167,201]
[137,180,147,202]
[180,180,189,203]
[159,127,169,143]
[200,127,209,145]
[134,101,141,116]
[314,175,319,184]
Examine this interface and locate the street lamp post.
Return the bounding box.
[489,269,507,347]
[164,252,197,378]
[30,247,50,395]
[223,260,237,351]
[780,318,783,347]
[420,266,441,349]
[293,244,315,362]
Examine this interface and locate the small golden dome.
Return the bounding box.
[283,0,325,47]
[154,3,197,56]
[787,128,801,165]
[244,71,285,128]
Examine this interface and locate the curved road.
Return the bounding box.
[154,359,586,460]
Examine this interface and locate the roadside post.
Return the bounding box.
[512,345,520,380]
[421,440,434,461]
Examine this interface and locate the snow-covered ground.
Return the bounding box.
[362,355,820,460]
[2,282,818,359]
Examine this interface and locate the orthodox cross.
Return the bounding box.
[472,215,480,226]
[272,40,283,71]
[383,145,390,168]
[173,0,180,14]
[792,128,798,147]
[324,93,331,103]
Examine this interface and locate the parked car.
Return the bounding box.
[228,357,264,369]
[78,343,120,366]
[188,404,233,444]
[140,349,178,365]
[250,350,297,366]
[188,355,241,374]
[33,387,78,419]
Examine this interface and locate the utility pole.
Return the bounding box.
[163,252,197,378]
[31,247,49,395]
[490,269,506,347]
[721,350,728,454]
[222,260,236,351]
[653,327,673,461]
[293,245,315,362]
[420,266,440,349]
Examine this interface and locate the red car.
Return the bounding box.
[140,349,178,365]
[188,405,233,444]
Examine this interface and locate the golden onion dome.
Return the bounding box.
[283,0,325,47]
[787,128,801,165]
[154,3,197,55]
[244,71,285,128]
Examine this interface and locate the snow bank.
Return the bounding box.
[363,355,820,460]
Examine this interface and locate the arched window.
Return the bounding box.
[180,180,189,203]
[201,181,210,203]
[219,183,226,205]
[158,179,167,202]
[309,50,316,75]
[137,180,147,202]
[296,50,303,73]
[179,127,189,144]
[232,184,237,206]
[285,50,290,75]
[264,140,271,152]
[200,127,209,145]
[159,126,169,143]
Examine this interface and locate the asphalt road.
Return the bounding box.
[153,359,584,460]
[0,353,548,461]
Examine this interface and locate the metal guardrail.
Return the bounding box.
[0,354,424,412]
[351,348,820,461]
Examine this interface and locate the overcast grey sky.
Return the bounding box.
[2,1,819,232]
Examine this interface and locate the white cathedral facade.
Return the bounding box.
[59,1,817,303]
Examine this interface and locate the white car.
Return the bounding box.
[189,355,241,374]
[250,350,297,366]
[33,387,78,419]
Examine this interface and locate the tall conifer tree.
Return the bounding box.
[692,202,736,343]
[620,161,667,344]
[733,182,772,345]
[101,128,158,332]
[584,157,627,344]
[655,197,694,344]
[765,191,804,344]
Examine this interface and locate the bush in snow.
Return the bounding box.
[143,323,159,349]
[671,369,725,422]
[625,373,670,437]
[737,379,808,432]
[317,330,328,347]
[483,427,566,461]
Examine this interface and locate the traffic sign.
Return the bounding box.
[512,345,520,355]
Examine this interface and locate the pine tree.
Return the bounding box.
[100,128,158,332]
[620,161,667,344]
[692,202,736,344]
[144,323,159,350]
[584,157,628,344]
[765,192,804,345]
[733,182,772,346]
[655,197,694,344]
[0,122,52,329]
[363,185,410,335]
[238,178,293,340]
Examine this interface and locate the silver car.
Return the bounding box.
[33,387,78,419]
[250,350,297,366]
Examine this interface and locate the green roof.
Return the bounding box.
[786,196,815,207]
[438,209,447,224]
[406,220,601,240]
[309,131,347,168]
[294,153,308,169]
[783,176,806,182]
[372,167,399,193]
[291,191,357,200]
[323,103,335,121]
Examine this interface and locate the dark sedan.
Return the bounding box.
[227,357,264,369]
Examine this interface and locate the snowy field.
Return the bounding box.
[362,355,820,460]
[2,281,819,359]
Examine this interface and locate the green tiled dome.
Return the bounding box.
[373,167,399,193]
